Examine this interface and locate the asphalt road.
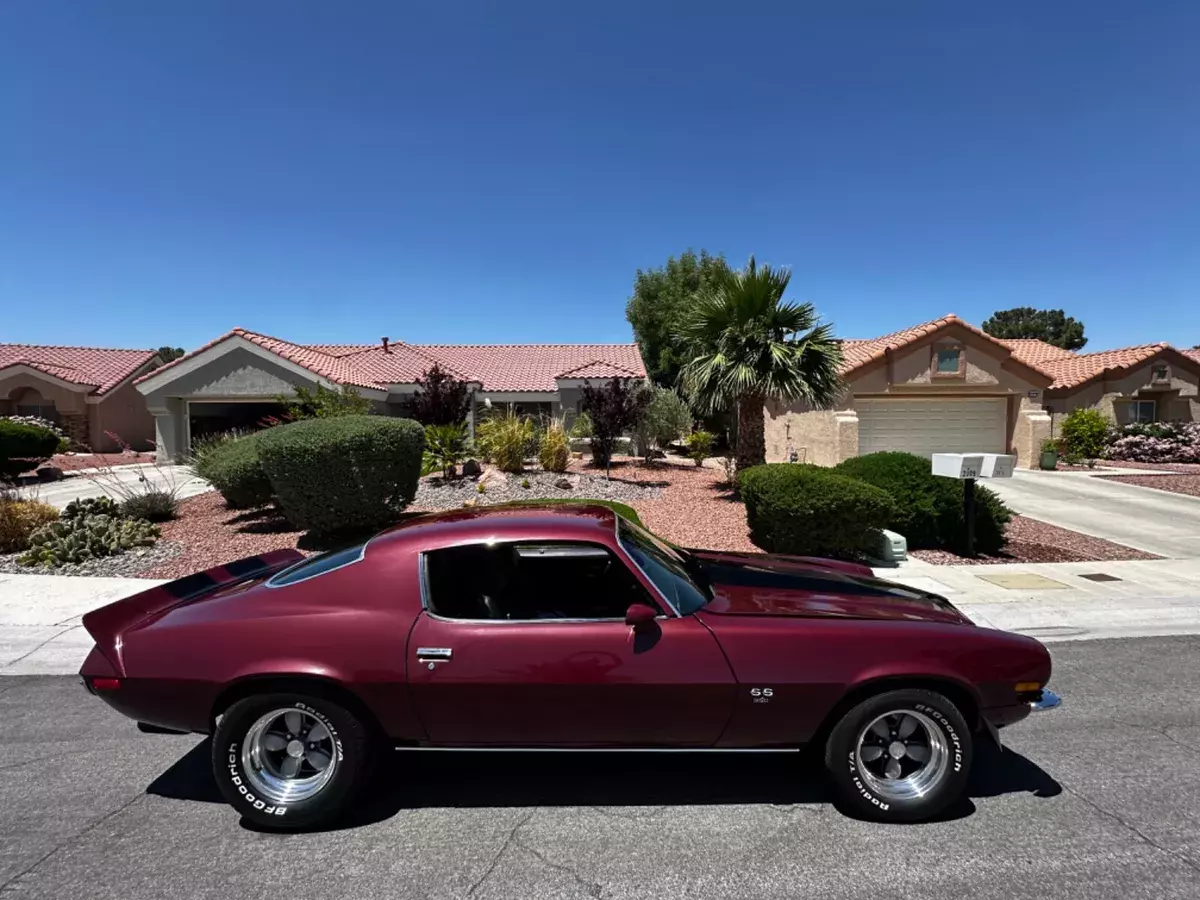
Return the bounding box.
[2,636,1199,900]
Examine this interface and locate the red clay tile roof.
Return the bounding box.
[0,344,157,395]
[555,360,642,379]
[1038,343,1175,390]
[839,314,1044,378]
[136,330,646,393]
[996,339,1078,367]
[1184,348,1200,364]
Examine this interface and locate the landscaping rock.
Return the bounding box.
[462,459,482,477]
[413,467,660,511]
[35,465,63,482]
[0,540,184,578]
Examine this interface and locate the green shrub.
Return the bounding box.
[121,490,179,523]
[0,497,60,552]
[538,420,570,473]
[634,386,692,455]
[569,411,593,439]
[202,433,273,509]
[685,431,715,466]
[189,429,247,472]
[0,419,61,481]
[19,514,159,567]
[257,415,424,534]
[279,384,373,420]
[476,411,533,473]
[422,423,470,478]
[1060,409,1110,462]
[738,464,897,557]
[834,452,1012,555]
[62,496,121,522]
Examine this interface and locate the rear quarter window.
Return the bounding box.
[266,544,366,588]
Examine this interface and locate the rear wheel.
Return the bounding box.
[824,688,972,822]
[212,692,371,828]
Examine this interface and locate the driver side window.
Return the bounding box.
[423,541,657,621]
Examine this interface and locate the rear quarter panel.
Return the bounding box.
[113,544,426,737]
[699,614,1050,747]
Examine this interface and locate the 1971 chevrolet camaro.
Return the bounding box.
[80,504,1051,827]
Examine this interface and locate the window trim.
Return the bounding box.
[1119,399,1156,424]
[264,543,367,589]
[930,343,966,379]
[418,539,672,625]
[613,517,687,617]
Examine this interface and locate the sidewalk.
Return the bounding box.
[17,464,212,509]
[875,557,1200,642]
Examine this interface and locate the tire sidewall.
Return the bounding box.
[213,693,363,828]
[828,689,972,822]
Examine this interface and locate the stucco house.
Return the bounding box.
[766,315,1200,469]
[134,328,646,461]
[0,344,160,451]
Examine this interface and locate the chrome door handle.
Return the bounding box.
[416,647,453,661]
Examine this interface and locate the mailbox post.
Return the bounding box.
[931,453,1015,557]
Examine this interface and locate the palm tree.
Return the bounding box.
[679,256,843,472]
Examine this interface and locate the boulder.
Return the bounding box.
[555,477,573,490]
[35,465,64,482]
[462,459,482,477]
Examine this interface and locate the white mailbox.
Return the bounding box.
[931,453,1015,480]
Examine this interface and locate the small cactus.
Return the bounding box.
[18,511,159,568]
[477,482,487,494]
[520,478,531,489]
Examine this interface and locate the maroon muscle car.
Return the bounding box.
[80,504,1051,827]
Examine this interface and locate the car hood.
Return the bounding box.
[690,550,972,625]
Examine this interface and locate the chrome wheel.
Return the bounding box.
[855,709,949,802]
[241,707,338,804]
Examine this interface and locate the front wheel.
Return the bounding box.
[212,692,371,828]
[824,688,972,822]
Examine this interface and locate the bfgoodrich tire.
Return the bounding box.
[824,688,972,822]
[212,692,371,829]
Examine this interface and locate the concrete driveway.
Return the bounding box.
[18,464,211,510]
[986,468,1200,559]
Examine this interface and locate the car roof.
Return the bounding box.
[372,503,622,551]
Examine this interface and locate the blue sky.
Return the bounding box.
[1,1,1197,352]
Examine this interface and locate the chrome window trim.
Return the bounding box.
[417,535,673,623]
[264,542,367,589]
[613,517,683,617]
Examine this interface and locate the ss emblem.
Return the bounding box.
[750,687,774,703]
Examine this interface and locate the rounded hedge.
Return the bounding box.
[199,432,273,510]
[0,419,61,481]
[834,451,1011,555]
[257,415,425,534]
[738,464,897,558]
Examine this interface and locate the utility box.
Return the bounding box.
[931,453,1015,480]
[870,528,908,563]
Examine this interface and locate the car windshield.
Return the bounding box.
[617,518,710,615]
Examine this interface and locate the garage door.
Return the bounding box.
[856,397,1007,457]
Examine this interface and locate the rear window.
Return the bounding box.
[266,543,366,588]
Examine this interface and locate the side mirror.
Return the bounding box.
[624,603,658,629]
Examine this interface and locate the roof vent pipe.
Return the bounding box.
[381,337,390,353]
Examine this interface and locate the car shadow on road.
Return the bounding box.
[146,737,1061,832]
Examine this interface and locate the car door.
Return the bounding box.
[406,540,736,746]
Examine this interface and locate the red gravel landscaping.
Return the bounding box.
[571,458,759,554]
[41,452,156,473]
[1096,473,1200,498]
[1100,459,1200,474]
[909,515,1160,565]
[141,492,313,579]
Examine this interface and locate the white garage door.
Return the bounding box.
[856,397,1007,457]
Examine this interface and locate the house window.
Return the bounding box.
[1116,400,1156,425]
[1152,365,1170,383]
[933,346,964,376]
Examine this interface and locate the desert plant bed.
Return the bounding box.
[0,539,182,577]
[909,515,1161,565]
